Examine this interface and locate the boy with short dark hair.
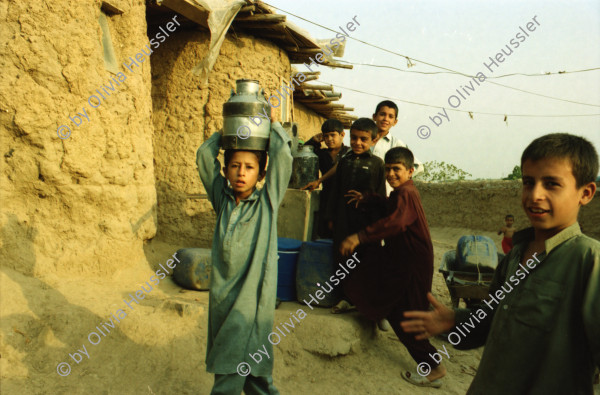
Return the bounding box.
[497,214,515,253]
[304,119,350,238]
[326,118,386,312]
[339,146,445,388]
[371,101,423,194]
[197,123,292,395]
[402,133,600,394]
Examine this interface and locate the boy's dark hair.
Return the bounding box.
[321,119,344,134]
[375,100,399,119]
[350,118,378,139]
[521,133,599,188]
[224,149,267,174]
[505,214,514,220]
[385,147,414,169]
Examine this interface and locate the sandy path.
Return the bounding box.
[1,227,597,394]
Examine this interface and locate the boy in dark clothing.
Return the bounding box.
[327,118,386,246]
[327,118,386,312]
[339,147,445,388]
[304,119,350,238]
[402,133,600,394]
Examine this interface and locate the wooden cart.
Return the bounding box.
[439,250,504,308]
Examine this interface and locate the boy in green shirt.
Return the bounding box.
[196,123,292,394]
[402,133,599,393]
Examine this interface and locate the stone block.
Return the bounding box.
[277,189,319,241]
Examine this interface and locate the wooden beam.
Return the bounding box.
[235,14,286,23]
[296,97,338,103]
[101,1,124,15]
[306,104,344,110]
[296,89,327,100]
[281,25,300,46]
[322,62,353,70]
[234,22,286,30]
[258,33,288,40]
[285,47,321,54]
[157,0,210,28]
[300,74,319,82]
[238,5,256,13]
[299,84,333,91]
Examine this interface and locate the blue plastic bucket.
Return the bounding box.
[277,237,303,301]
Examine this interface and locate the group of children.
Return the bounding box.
[197,97,600,394]
[301,101,445,387]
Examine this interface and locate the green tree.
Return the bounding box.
[416,160,472,182]
[503,165,522,180]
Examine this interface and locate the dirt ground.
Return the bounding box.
[1,227,598,395]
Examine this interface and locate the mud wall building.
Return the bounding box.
[1,0,157,278]
[1,0,356,277]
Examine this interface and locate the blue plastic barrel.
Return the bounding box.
[277,238,303,301]
[296,239,341,307]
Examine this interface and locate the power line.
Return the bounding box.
[320,80,600,118]
[334,60,600,79]
[263,2,600,108]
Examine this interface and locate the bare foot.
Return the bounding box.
[427,365,446,382]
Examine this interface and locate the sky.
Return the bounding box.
[265,0,600,179]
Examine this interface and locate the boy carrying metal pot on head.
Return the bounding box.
[196,116,292,394]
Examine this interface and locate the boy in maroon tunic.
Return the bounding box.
[340,147,446,388]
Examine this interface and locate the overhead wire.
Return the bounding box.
[320,80,600,118]
[262,2,600,108]
[334,60,600,79]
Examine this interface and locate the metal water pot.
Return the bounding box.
[289,144,319,189]
[222,79,270,150]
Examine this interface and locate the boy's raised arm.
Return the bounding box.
[358,189,417,244]
[302,163,337,191]
[402,254,510,347]
[265,122,293,209]
[401,293,456,339]
[304,134,323,151]
[450,255,511,349]
[196,132,226,211]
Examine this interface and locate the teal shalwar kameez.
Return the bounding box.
[196,123,292,395]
